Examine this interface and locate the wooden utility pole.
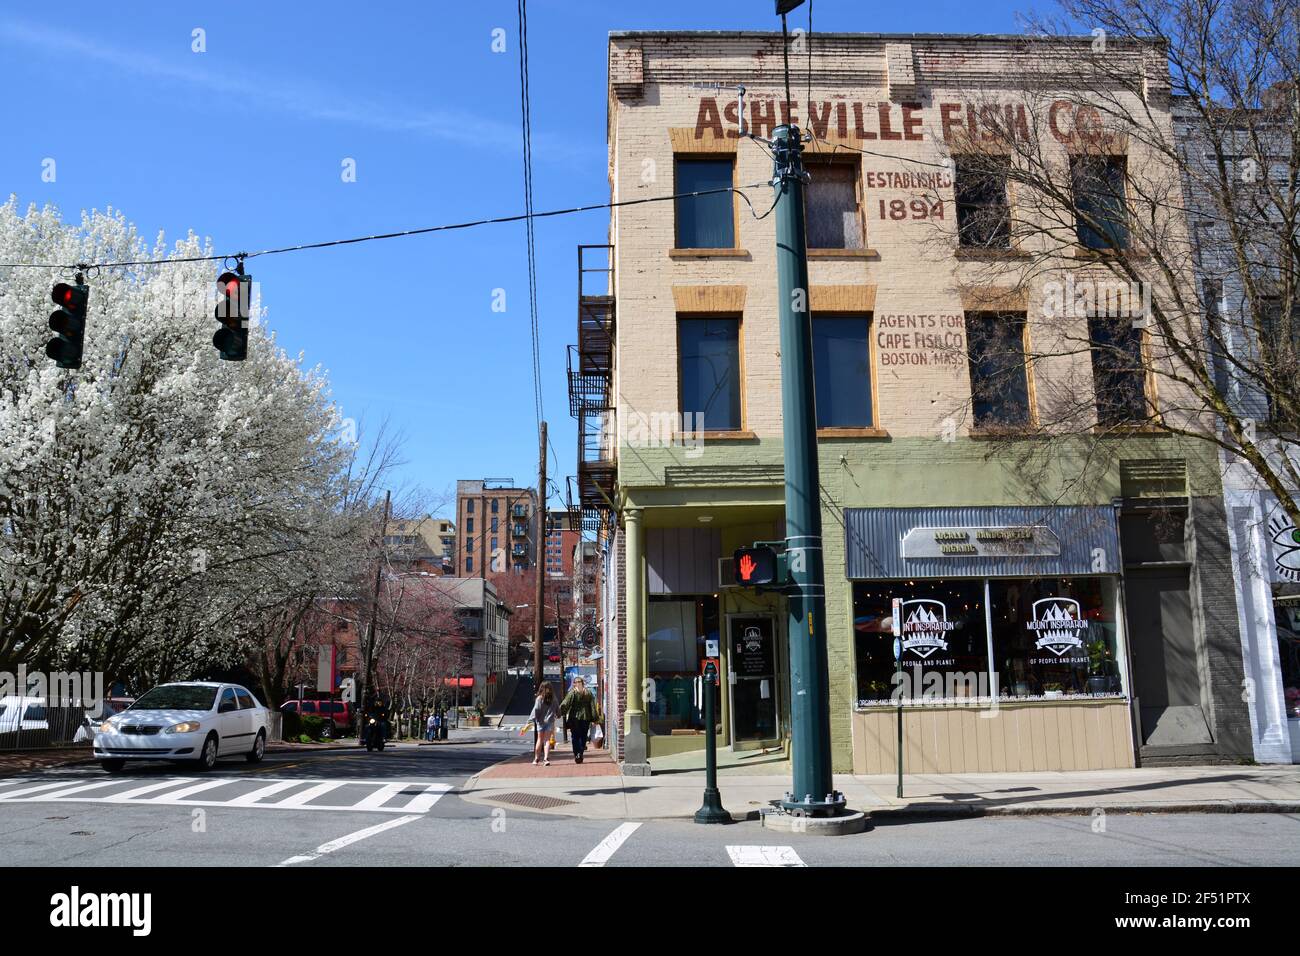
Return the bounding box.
[359,489,391,729]
[532,422,547,693]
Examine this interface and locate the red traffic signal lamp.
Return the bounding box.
[734,545,781,587]
[213,269,250,361]
[46,280,89,370]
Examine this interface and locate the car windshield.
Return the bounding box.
[129,685,218,711]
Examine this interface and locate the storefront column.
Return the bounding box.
[623,507,650,774]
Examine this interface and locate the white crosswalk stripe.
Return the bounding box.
[0,776,451,814]
[726,845,806,867]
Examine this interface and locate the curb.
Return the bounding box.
[865,800,1300,818]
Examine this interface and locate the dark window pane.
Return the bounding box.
[1071,156,1129,250]
[812,316,872,427]
[1089,317,1148,424]
[675,159,735,248]
[965,312,1030,427]
[680,317,741,431]
[955,159,1010,247]
[853,580,990,704]
[1261,298,1300,421]
[990,577,1122,698]
[806,163,861,249]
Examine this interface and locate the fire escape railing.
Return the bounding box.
[567,244,617,536]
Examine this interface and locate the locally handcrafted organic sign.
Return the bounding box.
[901,525,1061,559]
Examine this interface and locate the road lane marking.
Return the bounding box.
[275,781,345,807]
[225,780,304,806]
[0,776,451,814]
[352,782,416,811]
[275,814,422,866]
[401,783,451,813]
[102,778,192,802]
[579,822,642,867]
[726,845,806,867]
[139,778,240,802]
[0,779,119,800]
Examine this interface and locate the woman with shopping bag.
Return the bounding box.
[558,677,601,764]
[530,682,559,766]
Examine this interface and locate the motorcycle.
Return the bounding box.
[364,716,386,752]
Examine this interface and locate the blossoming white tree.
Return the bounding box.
[0,197,387,688]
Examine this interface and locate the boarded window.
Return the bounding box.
[812,316,873,427]
[675,158,735,248]
[805,162,862,249]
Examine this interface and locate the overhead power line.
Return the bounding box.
[0,183,774,271]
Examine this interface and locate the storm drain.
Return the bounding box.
[487,792,577,811]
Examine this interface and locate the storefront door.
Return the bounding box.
[727,615,779,744]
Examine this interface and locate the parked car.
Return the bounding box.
[280,699,353,736]
[0,696,49,734]
[94,682,270,772]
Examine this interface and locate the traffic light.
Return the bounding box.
[46,280,89,369]
[213,269,250,361]
[734,545,780,587]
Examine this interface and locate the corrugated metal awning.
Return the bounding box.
[845,505,1120,579]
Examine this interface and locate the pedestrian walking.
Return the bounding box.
[425,712,437,742]
[559,677,601,765]
[530,682,559,766]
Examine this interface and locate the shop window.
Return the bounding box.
[1274,596,1300,719]
[1070,155,1130,250]
[955,157,1010,248]
[852,581,990,704]
[989,577,1122,698]
[1089,317,1150,425]
[674,158,735,249]
[812,316,873,428]
[805,159,863,249]
[647,596,720,735]
[966,312,1031,428]
[679,317,742,431]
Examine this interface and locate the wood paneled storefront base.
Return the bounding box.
[852,699,1134,774]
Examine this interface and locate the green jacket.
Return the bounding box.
[559,688,601,723]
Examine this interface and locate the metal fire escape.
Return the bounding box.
[567,245,617,536]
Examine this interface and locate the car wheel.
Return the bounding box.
[101,759,126,774]
[246,730,266,763]
[196,733,219,771]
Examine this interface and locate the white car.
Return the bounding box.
[94,682,270,773]
[0,696,49,735]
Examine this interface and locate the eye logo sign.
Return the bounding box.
[1027,597,1088,656]
[1268,514,1300,583]
[900,599,954,659]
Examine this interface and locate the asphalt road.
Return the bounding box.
[1,735,1296,867]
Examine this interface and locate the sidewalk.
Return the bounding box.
[462,760,1300,821]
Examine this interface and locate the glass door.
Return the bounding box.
[727,615,779,743]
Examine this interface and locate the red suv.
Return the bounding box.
[281,699,353,736]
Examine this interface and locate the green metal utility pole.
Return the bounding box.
[770,3,843,817]
[694,660,729,824]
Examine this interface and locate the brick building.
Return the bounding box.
[454,480,537,578]
[574,30,1255,775]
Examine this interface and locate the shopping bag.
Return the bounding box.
[590,723,605,744]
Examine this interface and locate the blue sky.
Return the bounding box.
[0,0,1037,515]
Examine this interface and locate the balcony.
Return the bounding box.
[510,522,528,537]
[567,244,617,536]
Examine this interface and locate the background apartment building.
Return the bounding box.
[384,515,456,574]
[455,479,537,578]
[579,30,1254,775]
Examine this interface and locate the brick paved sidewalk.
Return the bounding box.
[477,735,619,779]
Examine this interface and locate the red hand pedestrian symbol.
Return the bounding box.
[738,553,756,582]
